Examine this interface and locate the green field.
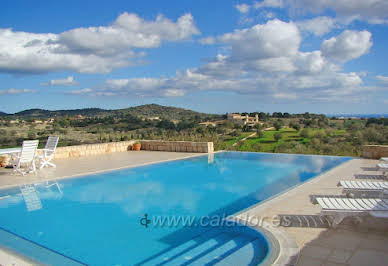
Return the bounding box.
[231,128,348,153]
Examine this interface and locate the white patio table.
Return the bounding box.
[0,147,42,167]
[0,148,21,155]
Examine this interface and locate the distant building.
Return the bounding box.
[227,113,260,126]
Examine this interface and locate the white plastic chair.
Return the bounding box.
[14,140,39,175]
[38,136,59,169]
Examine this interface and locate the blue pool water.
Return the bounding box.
[0,152,351,265]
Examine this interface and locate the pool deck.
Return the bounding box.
[0,150,201,189]
[236,158,388,266]
[0,152,387,265]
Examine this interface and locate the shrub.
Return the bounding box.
[251,143,262,151]
[274,121,283,131]
[27,131,36,139]
[274,132,283,142]
[300,128,311,138]
[290,123,301,131]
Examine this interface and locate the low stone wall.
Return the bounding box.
[362,145,388,159]
[54,141,136,159]
[140,140,213,153]
[52,140,213,159]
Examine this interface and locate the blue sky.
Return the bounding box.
[0,0,387,114]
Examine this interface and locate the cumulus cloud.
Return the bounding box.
[287,0,388,24]
[68,88,93,95]
[0,88,36,95]
[77,19,376,104]
[219,19,301,61]
[235,4,250,14]
[376,75,388,83]
[199,36,216,45]
[254,0,284,9]
[296,16,337,36]
[0,13,200,74]
[321,30,372,62]
[42,76,78,86]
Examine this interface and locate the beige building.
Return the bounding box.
[227,113,260,126]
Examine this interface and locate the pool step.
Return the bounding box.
[162,232,239,265]
[187,234,257,265]
[138,228,266,266]
[213,238,266,266]
[139,228,222,266]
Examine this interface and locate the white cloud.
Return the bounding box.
[44,76,78,86]
[287,0,388,24]
[254,0,284,9]
[296,16,337,36]
[68,88,93,95]
[376,75,388,83]
[293,51,326,73]
[163,88,185,97]
[0,13,200,74]
[77,19,376,104]
[235,4,250,14]
[321,30,372,62]
[0,88,36,95]
[219,19,301,61]
[199,36,216,45]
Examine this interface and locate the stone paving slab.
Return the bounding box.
[0,150,202,189]
[236,158,388,265]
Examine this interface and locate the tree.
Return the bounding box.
[274,121,283,131]
[300,128,311,138]
[290,122,301,131]
[274,132,282,142]
[157,119,175,130]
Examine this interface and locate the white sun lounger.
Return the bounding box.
[314,196,388,226]
[380,157,388,162]
[377,163,388,176]
[338,180,388,197]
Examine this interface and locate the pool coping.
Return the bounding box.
[0,151,355,265]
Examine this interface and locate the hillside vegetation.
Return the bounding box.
[0,104,222,121]
[0,105,387,157]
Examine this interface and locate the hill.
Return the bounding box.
[8,104,222,121]
[115,104,220,120]
[14,108,109,118]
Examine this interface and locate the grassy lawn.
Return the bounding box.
[217,132,252,149]
[238,128,298,152]
[228,126,352,153]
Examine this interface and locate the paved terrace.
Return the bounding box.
[237,158,388,266]
[0,151,200,189]
[0,152,387,265]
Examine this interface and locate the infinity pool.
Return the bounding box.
[0,152,351,265]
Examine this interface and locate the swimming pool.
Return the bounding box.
[0,152,351,265]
